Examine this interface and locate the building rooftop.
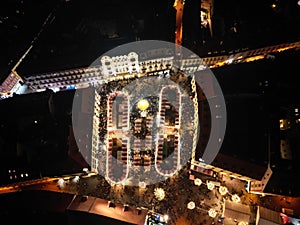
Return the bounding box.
[67,195,148,225]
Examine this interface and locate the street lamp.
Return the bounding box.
[208,208,217,218]
[238,222,247,225]
[187,201,195,210]
[219,186,228,195]
[194,178,202,186]
[207,182,215,190]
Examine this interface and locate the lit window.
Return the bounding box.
[279,119,291,130]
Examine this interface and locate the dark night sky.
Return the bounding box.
[0,0,175,76]
[0,0,300,78]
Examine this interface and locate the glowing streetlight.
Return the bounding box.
[208,208,217,218]
[219,186,228,195]
[194,178,202,186]
[231,194,241,203]
[207,182,215,190]
[187,201,195,210]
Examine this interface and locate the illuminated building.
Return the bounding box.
[70,87,101,170]
[1,1,300,224]
[86,51,199,186]
[0,71,24,100]
[67,195,148,225]
[1,40,299,100]
[1,41,300,195]
[0,0,300,197]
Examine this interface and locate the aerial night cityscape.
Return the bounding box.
[1,0,300,225]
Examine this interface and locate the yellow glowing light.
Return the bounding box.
[219,186,228,195]
[231,194,241,203]
[154,187,165,201]
[276,47,292,52]
[208,208,217,218]
[137,99,149,111]
[238,222,247,225]
[212,61,226,68]
[207,182,215,190]
[187,201,195,209]
[245,55,265,62]
[194,178,202,186]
